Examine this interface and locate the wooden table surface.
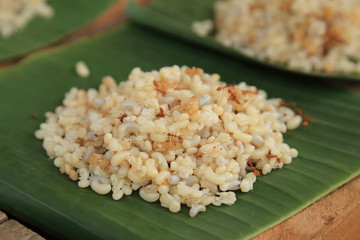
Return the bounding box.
[1,1,359,239]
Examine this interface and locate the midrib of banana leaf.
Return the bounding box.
[125,0,360,81]
[0,25,359,240]
[0,0,115,62]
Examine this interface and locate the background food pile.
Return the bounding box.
[210,0,360,73]
[0,0,53,38]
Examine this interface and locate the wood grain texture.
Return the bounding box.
[0,220,44,240]
[0,211,8,224]
[253,176,360,240]
[322,203,360,240]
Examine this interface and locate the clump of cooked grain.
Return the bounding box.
[191,19,213,37]
[0,0,53,38]
[210,0,360,73]
[35,65,301,217]
[75,61,90,78]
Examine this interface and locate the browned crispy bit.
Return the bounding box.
[296,109,303,115]
[167,133,176,138]
[152,132,184,152]
[323,6,335,22]
[185,67,204,77]
[152,141,166,152]
[324,24,347,52]
[323,61,337,73]
[266,153,281,163]
[86,104,96,111]
[279,100,310,128]
[76,138,84,145]
[118,113,128,122]
[174,97,200,115]
[302,114,312,127]
[304,38,322,56]
[247,159,261,176]
[242,89,258,95]
[223,85,250,113]
[185,97,200,115]
[153,80,165,96]
[248,31,257,43]
[280,0,294,12]
[68,169,79,181]
[250,2,265,11]
[156,108,165,118]
[153,79,178,96]
[167,132,183,141]
[83,122,89,130]
[279,99,297,107]
[75,122,89,130]
[228,85,241,104]
[348,10,358,25]
[60,163,78,181]
[153,140,182,152]
[76,138,93,147]
[88,153,112,173]
[60,165,66,174]
[292,25,306,42]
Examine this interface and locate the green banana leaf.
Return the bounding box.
[125,0,360,81]
[0,25,360,240]
[0,0,115,62]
